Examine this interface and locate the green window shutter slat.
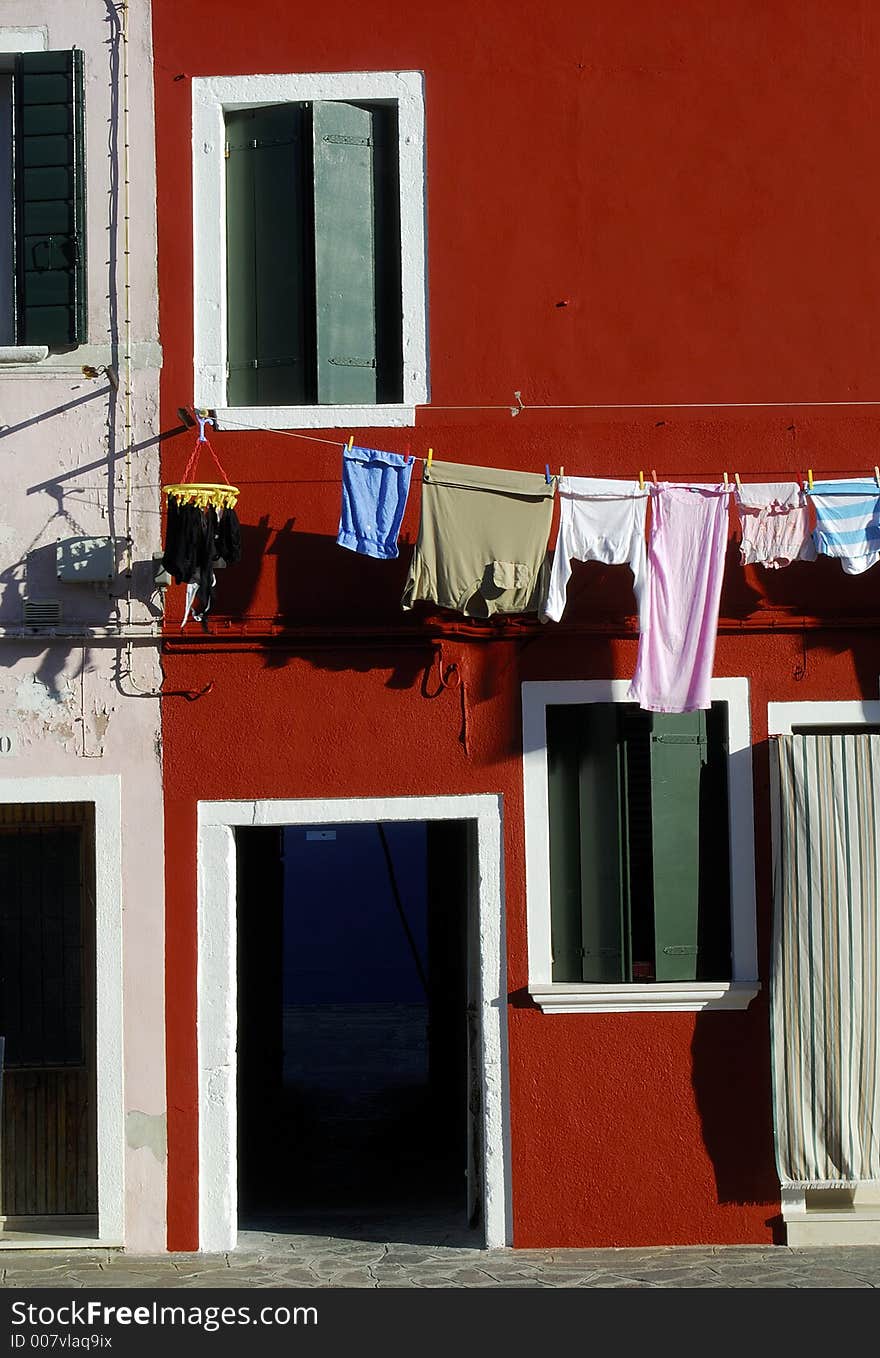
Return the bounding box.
[14,49,86,346]
[312,100,377,405]
[547,706,589,982]
[547,705,626,982]
[699,703,733,979]
[649,711,707,982]
[577,706,626,982]
[21,103,72,136]
[370,104,403,403]
[225,104,310,406]
[22,199,74,237]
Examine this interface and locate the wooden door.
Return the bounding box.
[0,803,96,1218]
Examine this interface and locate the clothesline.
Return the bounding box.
[154,414,880,713]
[214,417,880,492]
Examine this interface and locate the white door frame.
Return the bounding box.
[0,775,124,1245]
[197,794,512,1250]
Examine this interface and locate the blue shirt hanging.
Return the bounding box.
[337,444,414,559]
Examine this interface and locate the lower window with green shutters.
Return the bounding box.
[0,49,86,348]
[546,702,732,984]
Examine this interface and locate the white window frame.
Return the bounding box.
[192,70,428,430]
[522,678,760,1013]
[767,700,880,735]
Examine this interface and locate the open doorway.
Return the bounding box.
[236,819,477,1234]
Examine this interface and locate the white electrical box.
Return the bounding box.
[56,537,116,582]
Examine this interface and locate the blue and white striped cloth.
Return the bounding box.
[811,478,880,574]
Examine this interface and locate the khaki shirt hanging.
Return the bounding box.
[402,459,555,617]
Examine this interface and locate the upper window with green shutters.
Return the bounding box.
[193,73,428,430]
[0,48,86,352]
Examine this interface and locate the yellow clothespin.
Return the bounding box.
[807,468,814,490]
[347,435,354,451]
[426,447,433,471]
[638,470,645,490]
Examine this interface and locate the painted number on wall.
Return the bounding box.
[0,734,16,756]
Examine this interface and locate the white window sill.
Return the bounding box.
[212,404,418,431]
[0,345,49,364]
[529,981,762,1014]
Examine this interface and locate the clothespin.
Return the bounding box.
[559,466,564,478]
[545,464,552,484]
[347,435,354,452]
[807,468,814,490]
[873,465,879,488]
[651,469,658,485]
[638,470,645,490]
[722,471,729,487]
[734,472,742,489]
[426,447,433,471]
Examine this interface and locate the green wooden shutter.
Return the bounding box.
[225,105,311,406]
[649,711,707,981]
[312,100,377,404]
[578,705,627,982]
[13,49,86,345]
[547,705,626,982]
[547,706,588,982]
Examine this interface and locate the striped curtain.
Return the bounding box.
[770,733,880,1186]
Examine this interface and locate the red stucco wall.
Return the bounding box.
[152,0,880,1248]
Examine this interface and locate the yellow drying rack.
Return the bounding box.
[163,413,239,511]
[162,482,240,511]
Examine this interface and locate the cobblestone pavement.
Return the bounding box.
[1,1212,880,1288]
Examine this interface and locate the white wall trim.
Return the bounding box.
[522,678,759,1013]
[529,981,762,1014]
[197,794,511,1250]
[0,775,124,1244]
[768,700,880,734]
[192,70,428,423]
[0,28,48,55]
[213,404,417,431]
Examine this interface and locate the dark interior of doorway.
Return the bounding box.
[236,820,472,1237]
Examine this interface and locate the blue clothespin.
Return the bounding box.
[545,464,551,484]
